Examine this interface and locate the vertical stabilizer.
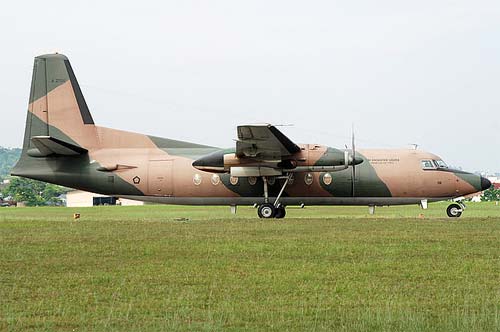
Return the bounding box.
[21,53,98,155]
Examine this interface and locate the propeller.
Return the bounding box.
[351,126,356,197]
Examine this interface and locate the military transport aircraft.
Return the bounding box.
[12,54,491,218]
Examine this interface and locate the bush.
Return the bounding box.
[1,177,67,206]
[481,187,500,202]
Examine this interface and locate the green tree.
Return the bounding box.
[0,147,22,180]
[2,177,67,206]
[481,187,500,202]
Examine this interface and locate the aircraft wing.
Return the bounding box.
[236,124,300,160]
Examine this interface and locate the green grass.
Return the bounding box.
[1,202,500,331]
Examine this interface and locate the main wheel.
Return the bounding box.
[275,206,286,219]
[258,203,276,219]
[446,204,463,218]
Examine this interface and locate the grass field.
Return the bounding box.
[1,202,500,331]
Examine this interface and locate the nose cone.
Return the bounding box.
[192,150,225,172]
[481,176,492,191]
[454,171,490,194]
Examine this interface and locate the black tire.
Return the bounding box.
[258,203,276,219]
[275,206,286,219]
[446,204,463,218]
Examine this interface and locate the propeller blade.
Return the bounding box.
[351,125,356,197]
[351,127,355,159]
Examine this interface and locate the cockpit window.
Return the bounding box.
[433,160,448,168]
[421,160,435,169]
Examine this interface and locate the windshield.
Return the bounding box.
[433,160,448,168]
[421,160,435,169]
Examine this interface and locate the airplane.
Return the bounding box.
[12,53,492,219]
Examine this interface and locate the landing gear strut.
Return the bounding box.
[257,174,291,219]
[446,203,463,218]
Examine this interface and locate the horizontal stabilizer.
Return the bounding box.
[28,136,88,157]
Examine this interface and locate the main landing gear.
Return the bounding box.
[257,203,286,219]
[446,203,463,218]
[257,174,291,219]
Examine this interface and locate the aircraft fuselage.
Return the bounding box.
[11,53,491,218]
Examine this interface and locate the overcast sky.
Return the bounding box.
[0,0,499,172]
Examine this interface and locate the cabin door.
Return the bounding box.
[148,160,173,196]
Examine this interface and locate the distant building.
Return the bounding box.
[66,190,144,207]
[489,177,500,189]
[0,197,16,207]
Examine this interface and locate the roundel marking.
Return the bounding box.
[248,176,257,185]
[133,176,141,184]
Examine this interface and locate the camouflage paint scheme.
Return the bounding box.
[12,54,490,207]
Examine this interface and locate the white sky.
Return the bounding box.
[0,0,499,172]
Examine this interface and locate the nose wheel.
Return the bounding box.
[446,203,463,218]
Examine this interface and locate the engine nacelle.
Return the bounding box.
[192,146,362,175]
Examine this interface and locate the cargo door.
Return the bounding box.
[148,160,173,196]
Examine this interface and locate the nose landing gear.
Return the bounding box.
[446,203,463,218]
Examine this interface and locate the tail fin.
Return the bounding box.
[21,53,98,156]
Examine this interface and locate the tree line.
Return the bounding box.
[1,177,68,206]
[0,147,67,206]
[0,147,21,180]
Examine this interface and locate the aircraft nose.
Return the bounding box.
[480,176,492,191]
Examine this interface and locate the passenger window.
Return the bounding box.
[421,160,435,170]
